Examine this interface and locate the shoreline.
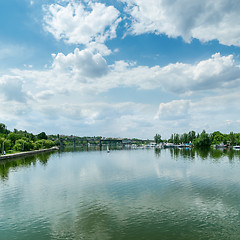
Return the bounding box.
[0,146,59,161]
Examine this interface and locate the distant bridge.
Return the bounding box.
[58,137,147,149]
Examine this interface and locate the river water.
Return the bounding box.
[0,147,240,240]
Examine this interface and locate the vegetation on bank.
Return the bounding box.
[0,123,56,155]
[0,122,148,155]
[155,130,240,148]
[1,121,240,155]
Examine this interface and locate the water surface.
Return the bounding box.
[0,148,240,239]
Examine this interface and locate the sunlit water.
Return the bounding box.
[0,147,240,240]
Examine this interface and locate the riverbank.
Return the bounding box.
[0,146,59,161]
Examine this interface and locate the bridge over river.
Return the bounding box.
[58,137,147,149]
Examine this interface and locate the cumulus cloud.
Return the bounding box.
[43,0,240,47]
[122,0,240,46]
[5,51,240,137]
[161,53,240,93]
[49,92,240,137]
[85,42,112,56]
[43,1,121,46]
[155,100,191,120]
[154,92,240,136]
[107,53,240,95]
[52,48,109,78]
[11,52,240,98]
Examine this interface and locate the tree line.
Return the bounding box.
[154,130,240,148]
[1,121,239,154]
[0,123,56,154]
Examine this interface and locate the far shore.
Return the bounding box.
[0,146,59,161]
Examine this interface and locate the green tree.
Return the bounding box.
[37,132,48,140]
[211,131,224,144]
[174,134,180,144]
[0,123,10,134]
[180,133,188,143]
[229,132,235,146]
[154,134,161,144]
[7,132,21,147]
[168,134,174,143]
[13,139,26,152]
[0,138,11,153]
[188,131,196,142]
[34,139,55,150]
[13,138,34,152]
[235,133,240,145]
[194,130,211,148]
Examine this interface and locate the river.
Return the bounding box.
[0,147,240,240]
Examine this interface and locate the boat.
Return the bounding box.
[177,144,185,148]
[215,143,227,148]
[163,143,175,148]
[184,143,193,148]
[233,146,240,150]
[107,145,110,153]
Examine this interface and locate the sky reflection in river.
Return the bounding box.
[0,148,240,240]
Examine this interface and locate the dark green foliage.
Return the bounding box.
[188,131,196,142]
[154,134,161,144]
[7,133,21,147]
[168,134,174,143]
[173,134,180,144]
[37,132,48,140]
[229,132,235,145]
[0,123,57,154]
[156,130,240,149]
[0,123,10,134]
[0,138,11,153]
[210,131,224,144]
[193,130,211,148]
[34,140,55,150]
[180,133,188,144]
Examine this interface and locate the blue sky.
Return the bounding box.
[1,0,240,139]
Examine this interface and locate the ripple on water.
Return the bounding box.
[1,149,240,239]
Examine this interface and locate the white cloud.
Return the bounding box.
[155,100,191,120]
[9,50,240,105]
[43,1,121,46]
[107,53,240,95]
[122,0,240,46]
[10,51,240,102]
[4,50,240,138]
[85,42,112,56]
[52,48,109,78]
[154,92,240,136]
[2,1,240,139]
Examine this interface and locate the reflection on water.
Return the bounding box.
[0,152,54,181]
[1,148,240,240]
[155,147,240,162]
